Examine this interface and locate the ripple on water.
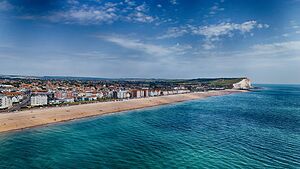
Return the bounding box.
[0,85,300,168]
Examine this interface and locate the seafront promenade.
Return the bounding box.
[0,90,244,133]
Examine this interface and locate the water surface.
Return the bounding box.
[0,85,299,168]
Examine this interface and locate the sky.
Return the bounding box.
[0,0,300,83]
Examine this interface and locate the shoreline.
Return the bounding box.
[0,90,246,134]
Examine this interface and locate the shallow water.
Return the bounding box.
[0,85,299,168]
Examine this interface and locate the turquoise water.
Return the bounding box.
[0,85,299,168]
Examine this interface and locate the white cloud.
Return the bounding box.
[209,3,224,16]
[125,4,155,23]
[49,5,118,24]
[290,20,300,29]
[205,0,226,17]
[193,21,262,37]
[0,0,13,11]
[252,41,300,54]
[127,12,155,23]
[73,51,119,61]
[38,1,156,25]
[170,0,178,5]
[135,4,146,11]
[67,0,79,5]
[257,23,269,29]
[157,27,189,39]
[202,42,215,50]
[189,41,300,80]
[159,21,269,50]
[282,33,289,37]
[169,43,193,55]
[124,0,136,6]
[99,35,191,56]
[196,41,300,60]
[100,36,172,56]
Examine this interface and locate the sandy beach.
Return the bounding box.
[0,90,244,133]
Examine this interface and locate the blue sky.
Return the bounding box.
[0,0,300,83]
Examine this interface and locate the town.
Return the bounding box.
[0,75,250,112]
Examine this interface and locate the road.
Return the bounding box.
[0,94,31,113]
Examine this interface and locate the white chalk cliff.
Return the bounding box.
[233,78,252,89]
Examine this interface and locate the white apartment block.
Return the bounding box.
[117,90,130,99]
[177,90,190,94]
[0,95,12,109]
[31,95,48,106]
[149,90,161,97]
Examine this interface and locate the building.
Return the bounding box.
[31,94,48,107]
[79,96,97,101]
[112,91,118,99]
[2,92,23,103]
[149,90,161,97]
[177,89,190,94]
[142,89,149,97]
[96,92,104,99]
[162,91,169,95]
[130,89,142,98]
[11,95,23,103]
[0,95,12,109]
[117,90,130,99]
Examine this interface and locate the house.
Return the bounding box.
[2,92,23,103]
[11,95,23,103]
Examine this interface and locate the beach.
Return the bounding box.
[0,90,244,133]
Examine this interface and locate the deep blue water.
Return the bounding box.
[0,85,299,169]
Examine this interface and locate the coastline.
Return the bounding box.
[0,90,246,133]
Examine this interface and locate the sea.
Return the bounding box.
[0,85,299,169]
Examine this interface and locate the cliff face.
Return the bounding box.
[233,78,252,89]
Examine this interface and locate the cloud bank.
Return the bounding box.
[159,21,269,49]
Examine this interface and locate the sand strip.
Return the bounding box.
[0,90,245,133]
